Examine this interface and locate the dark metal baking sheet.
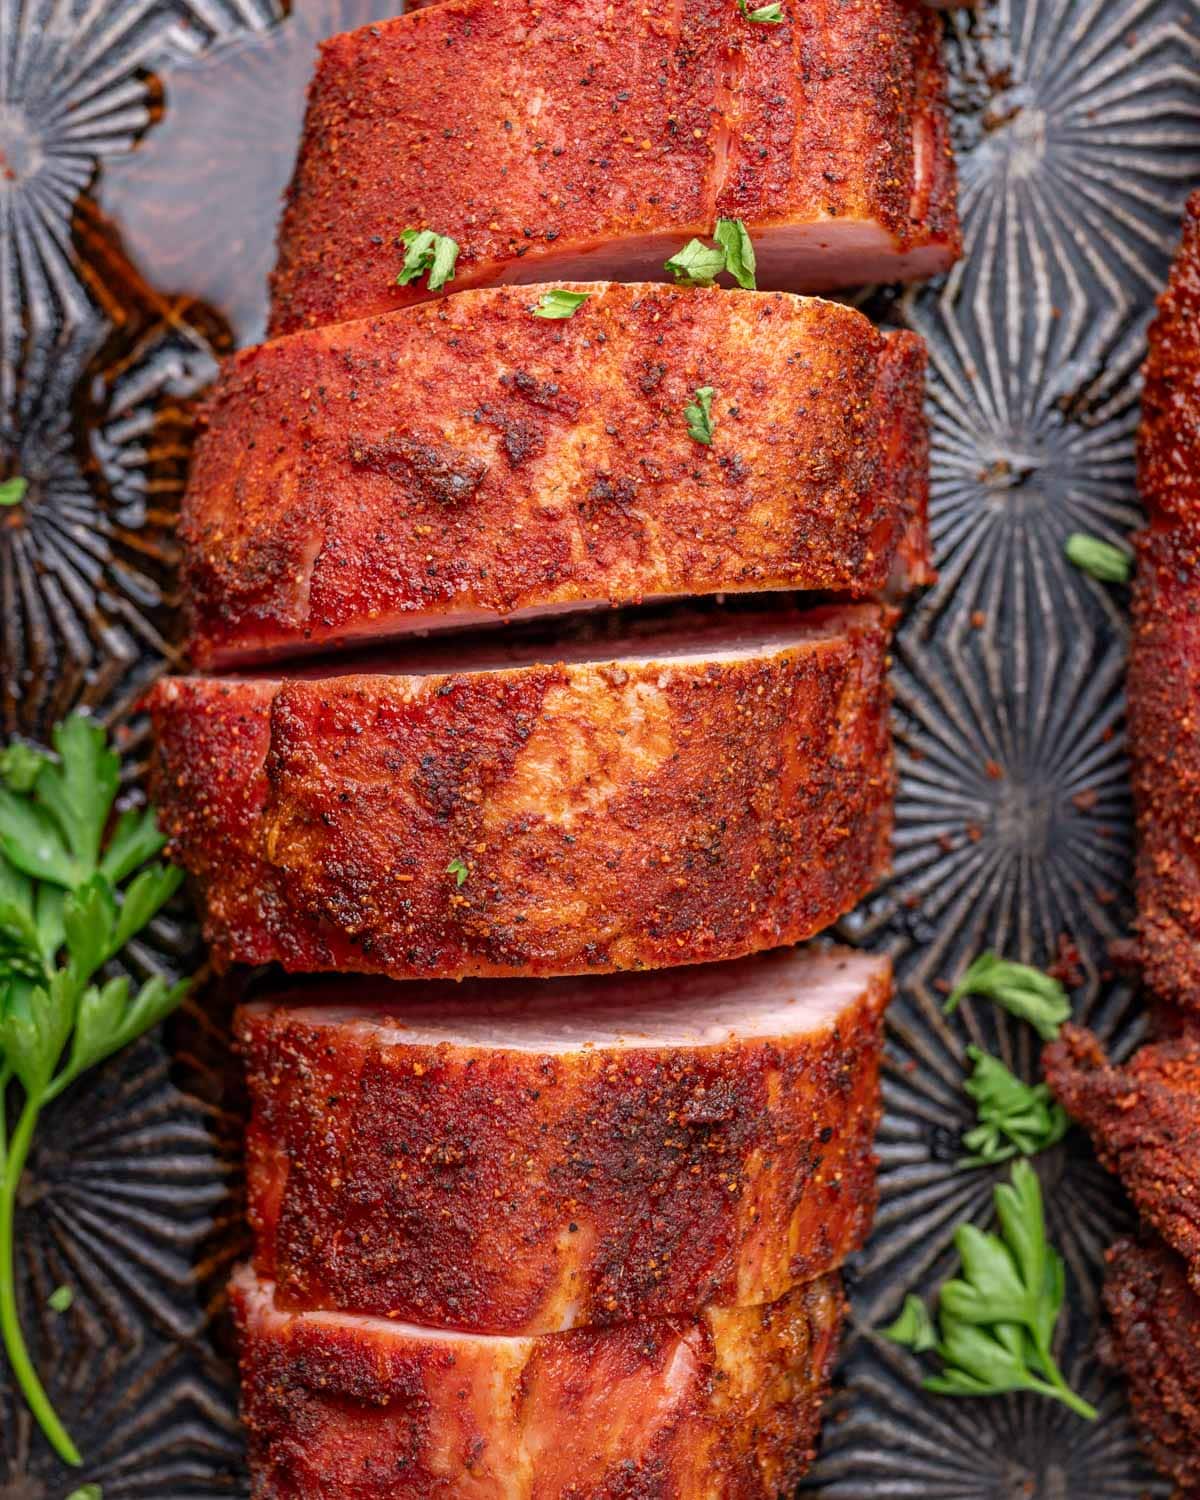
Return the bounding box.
[2,0,1198,1493]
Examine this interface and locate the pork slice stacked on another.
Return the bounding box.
[150,604,895,979]
[234,1266,845,1500]
[183,284,930,667]
[268,0,959,336]
[241,946,890,1332]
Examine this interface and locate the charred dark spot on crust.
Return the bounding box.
[473,403,545,467]
[347,433,488,506]
[508,367,581,419]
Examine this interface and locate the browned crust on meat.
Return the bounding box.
[268,0,960,336]
[1101,1238,1200,1498]
[1133,190,1200,1011]
[232,1268,845,1498]
[183,285,930,667]
[238,957,889,1332]
[148,607,894,980]
[1043,1026,1200,1292]
[147,676,281,967]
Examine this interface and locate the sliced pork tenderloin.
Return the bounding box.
[148,604,894,979]
[240,945,889,1333]
[268,0,959,336]
[233,1266,845,1499]
[1134,191,1200,1013]
[185,284,930,668]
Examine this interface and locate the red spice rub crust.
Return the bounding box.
[1134,190,1200,1012]
[1101,1239,1200,1498]
[268,0,959,336]
[148,606,894,980]
[183,284,930,667]
[1043,1026,1200,1293]
[238,957,889,1333]
[232,1267,846,1499]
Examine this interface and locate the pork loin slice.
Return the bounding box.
[268,0,959,336]
[1134,191,1200,1012]
[148,603,894,979]
[185,284,930,668]
[240,945,888,1334]
[233,1266,845,1499]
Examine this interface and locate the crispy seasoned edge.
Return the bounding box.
[237,962,889,1330]
[1133,190,1200,1010]
[1101,1238,1200,1498]
[1043,1026,1200,1292]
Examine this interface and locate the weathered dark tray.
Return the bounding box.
[2,1,1198,1494]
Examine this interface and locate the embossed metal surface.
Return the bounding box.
[1,1,1198,1495]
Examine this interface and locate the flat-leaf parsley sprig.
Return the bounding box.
[885,1161,1096,1420]
[0,714,190,1467]
[944,951,1071,1042]
[959,1045,1070,1169]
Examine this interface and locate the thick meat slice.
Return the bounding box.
[232,1266,845,1499]
[184,284,930,667]
[268,0,959,336]
[240,946,889,1333]
[149,604,894,980]
[1043,1026,1200,1293]
[1134,191,1200,1012]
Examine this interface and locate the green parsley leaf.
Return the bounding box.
[664,238,729,287]
[0,476,27,508]
[447,856,469,887]
[66,1487,102,1500]
[713,218,757,289]
[737,0,785,23]
[1064,533,1132,584]
[0,742,50,794]
[0,713,191,1468]
[959,1046,1070,1168]
[531,288,590,319]
[685,386,715,446]
[48,1285,74,1313]
[665,221,759,289]
[944,952,1071,1043]
[917,1163,1096,1419]
[883,1293,937,1352]
[396,228,460,291]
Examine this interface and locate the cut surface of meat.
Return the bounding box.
[148,604,895,980]
[240,945,890,1333]
[184,284,930,667]
[1044,1026,1200,1294]
[1101,1238,1200,1498]
[233,1266,845,1499]
[1134,189,1200,1013]
[268,0,959,336]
